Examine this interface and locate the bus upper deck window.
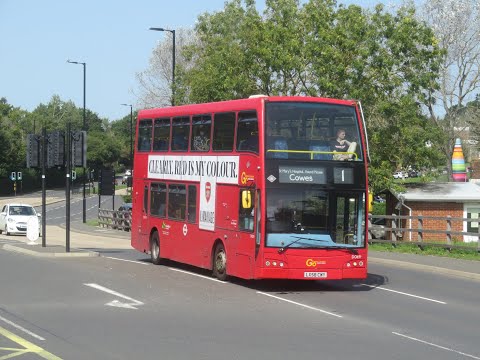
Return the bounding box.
[237,111,258,153]
[153,118,170,151]
[172,116,190,151]
[191,114,212,152]
[138,119,152,151]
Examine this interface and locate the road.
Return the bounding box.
[21,189,126,226]
[0,236,478,360]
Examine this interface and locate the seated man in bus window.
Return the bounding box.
[193,127,209,151]
[140,136,151,151]
[330,129,356,160]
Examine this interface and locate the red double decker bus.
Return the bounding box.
[131,96,370,281]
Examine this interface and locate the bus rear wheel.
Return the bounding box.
[213,243,227,281]
[150,231,162,265]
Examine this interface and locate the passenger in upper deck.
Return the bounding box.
[193,126,210,151]
[330,129,357,160]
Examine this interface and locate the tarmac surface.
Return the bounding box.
[1,192,479,281]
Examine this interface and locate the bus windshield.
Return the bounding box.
[265,102,362,161]
[266,187,365,249]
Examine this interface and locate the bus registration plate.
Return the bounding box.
[304,271,327,278]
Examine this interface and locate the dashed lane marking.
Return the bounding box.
[257,291,343,318]
[361,284,447,304]
[393,332,480,359]
[0,315,44,341]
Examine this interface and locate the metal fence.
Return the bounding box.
[98,208,131,231]
[368,214,480,252]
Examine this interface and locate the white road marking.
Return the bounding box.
[84,283,144,309]
[393,332,480,359]
[104,256,149,265]
[257,291,343,318]
[0,315,45,341]
[168,268,226,283]
[361,284,446,304]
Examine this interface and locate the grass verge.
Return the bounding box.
[86,219,99,227]
[369,242,480,261]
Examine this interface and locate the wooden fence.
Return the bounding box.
[98,208,131,231]
[368,214,480,252]
[96,209,478,251]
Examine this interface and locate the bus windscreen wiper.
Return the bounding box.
[278,237,358,254]
[314,245,359,254]
[277,236,329,254]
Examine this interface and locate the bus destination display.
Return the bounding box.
[278,165,326,184]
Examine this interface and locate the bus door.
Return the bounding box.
[139,184,150,244]
[334,193,359,245]
[233,188,257,278]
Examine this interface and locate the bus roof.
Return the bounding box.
[137,96,359,119]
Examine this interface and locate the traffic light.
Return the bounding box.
[72,171,77,180]
[47,131,65,168]
[10,172,16,181]
[17,172,22,181]
[72,131,87,167]
[26,134,40,168]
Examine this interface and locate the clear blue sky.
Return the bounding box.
[0,0,389,121]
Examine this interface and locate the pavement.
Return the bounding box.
[1,191,479,281]
[0,189,131,258]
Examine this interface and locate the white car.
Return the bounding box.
[0,203,41,236]
[393,171,405,179]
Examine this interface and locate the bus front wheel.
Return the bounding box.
[150,232,162,265]
[213,243,227,281]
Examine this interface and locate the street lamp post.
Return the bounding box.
[67,59,87,223]
[149,27,175,106]
[121,104,133,172]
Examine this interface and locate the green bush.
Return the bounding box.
[371,202,386,215]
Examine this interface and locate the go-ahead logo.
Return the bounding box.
[241,171,255,185]
[306,259,326,267]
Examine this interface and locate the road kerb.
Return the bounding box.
[2,244,100,257]
[369,256,480,281]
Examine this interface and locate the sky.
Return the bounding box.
[1,0,390,121]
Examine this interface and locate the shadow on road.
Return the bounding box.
[146,259,387,292]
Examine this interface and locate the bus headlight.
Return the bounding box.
[265,260,285,267]
[345,260,365,268]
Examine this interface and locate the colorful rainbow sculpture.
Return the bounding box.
[452,138,467,182]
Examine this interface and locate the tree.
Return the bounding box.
[28,96,124,173]
[418,0,480,179]
[0,98,28,176]
[110,112,137,168]
[135,28,197,108]
[87,132,123,170]
[170,0,445,192]
[466,95,480,144]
